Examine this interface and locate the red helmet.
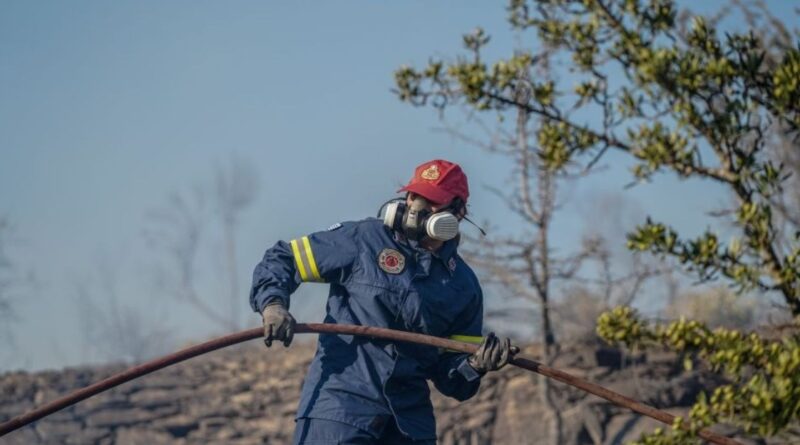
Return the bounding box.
[398,159,469,205]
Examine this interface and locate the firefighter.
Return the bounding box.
[249,159,518,444]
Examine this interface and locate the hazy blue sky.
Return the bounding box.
[1,1,795,371]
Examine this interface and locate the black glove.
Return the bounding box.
[467,332,519,374]
[261,301,296,347]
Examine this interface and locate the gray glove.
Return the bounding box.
[467,332,519,374]
[261,301,296,347]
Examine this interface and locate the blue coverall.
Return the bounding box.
[250,218,485,443]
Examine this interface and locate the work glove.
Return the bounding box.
[467,332,520,374]
[261,301,296,347]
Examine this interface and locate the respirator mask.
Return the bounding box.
[379,195,462,242]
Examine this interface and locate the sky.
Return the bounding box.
[1,1,796,372]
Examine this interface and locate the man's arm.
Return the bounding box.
[249,221,360,345]
[428,291,484,401]
[249,239,301,314]
[249,221,360,312]
[429,287,519,401]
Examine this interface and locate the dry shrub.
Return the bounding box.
[663,286,758,330]
[553,288,608,344]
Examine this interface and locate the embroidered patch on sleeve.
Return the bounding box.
[327,222,343,231]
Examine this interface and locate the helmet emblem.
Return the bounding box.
[420,164,440,180]
[378,248,405,274]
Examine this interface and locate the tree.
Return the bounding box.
[394,0,800,442]
[0,217,18,365]
[213,156,258,332]
[144,156,258,332]
[74,257,173,364]
[0,216,36,369]
[398,17,667,445]
[662,285,758,331]
[450,74,594,443]
[0,217,14,328]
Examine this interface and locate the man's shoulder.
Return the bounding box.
[329,217,382,231]
[319,217,385,238]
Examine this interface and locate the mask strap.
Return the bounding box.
[442,197,487,237]
[462,215,487,237]
[377,198,405,218]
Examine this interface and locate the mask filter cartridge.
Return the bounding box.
[425,212,459,241]
[380,197,460,242]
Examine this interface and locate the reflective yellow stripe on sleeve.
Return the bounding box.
[290,236,324,283]
[449,335,483,344]
[440,334,484,354]
[290,239,309,282]
[301,236,323,282]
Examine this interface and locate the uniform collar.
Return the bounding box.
[434,236,459,263]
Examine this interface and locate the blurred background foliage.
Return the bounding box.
[394,0,800,442]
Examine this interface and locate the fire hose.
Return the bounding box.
[0,323,741,444]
